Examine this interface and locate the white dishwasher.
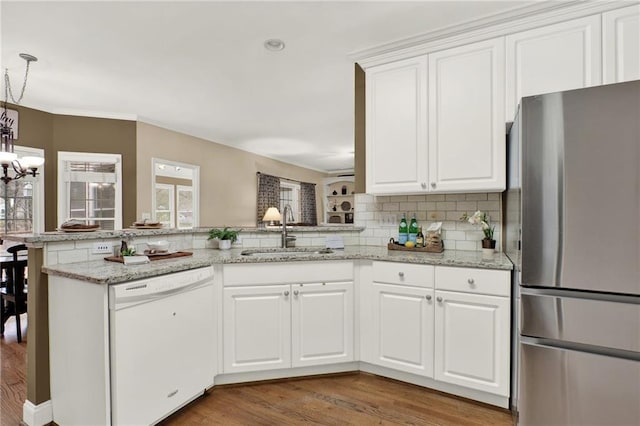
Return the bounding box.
[109,266,215,426]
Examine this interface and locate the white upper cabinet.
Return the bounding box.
[428,37,506,193]
[506,15,602,121]
[603,4,640,84]
[366,56,428,194]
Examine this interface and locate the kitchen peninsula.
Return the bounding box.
[6,226,511,425]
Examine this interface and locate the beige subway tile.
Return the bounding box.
[466,193,488,201]
[58,249,89,264]
[375,195,390,203]
[456,240,478,251]
[444,230,466,240]
[487,193,500,200]
[478,201,500,211]
[399,202,417,212]
[445,194,466,201]
[446,211,464,221]
[436,201,456,211]
[389,195,408,202]
[383,203,400,211]
[428,211,446,221]
[456,201,478,212]
[408,195,427,202]
[426,194,445,201]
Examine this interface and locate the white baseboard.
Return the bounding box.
[23,400,53,426]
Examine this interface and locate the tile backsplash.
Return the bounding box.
[354,193,502,251]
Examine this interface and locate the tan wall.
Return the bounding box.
[4,104,137,230]
[136,122,328,227]
[354,64,366,194]
[50,115,137,229]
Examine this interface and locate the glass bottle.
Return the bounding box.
[416,226,424,248]
[408,214,419,243]
[398,213,408,245]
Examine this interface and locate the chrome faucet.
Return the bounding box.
[281,205,296,248]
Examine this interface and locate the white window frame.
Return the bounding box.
[1,146,45,234]
[151,158,199,228]
[57,151,123,229]
[280,180,301,223]
[176,185,194,229]
[154,183,175,228]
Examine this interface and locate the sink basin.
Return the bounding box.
[241,248,334,257]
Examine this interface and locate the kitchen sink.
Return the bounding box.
[240,248,334,257]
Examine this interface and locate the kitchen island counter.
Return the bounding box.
[42,246,512,284]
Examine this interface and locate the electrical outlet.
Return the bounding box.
[92,242,112,254]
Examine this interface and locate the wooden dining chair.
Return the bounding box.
[0,244,28,343]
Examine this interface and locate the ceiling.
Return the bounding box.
[1,1,534,173]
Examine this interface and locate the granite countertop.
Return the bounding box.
[4,225,364,243]
[42,246,513,285]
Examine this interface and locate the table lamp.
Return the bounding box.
[263,207,282,226]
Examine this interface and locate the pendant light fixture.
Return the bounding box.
[1,53,44,184]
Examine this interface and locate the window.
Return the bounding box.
[152,159,199,229]
[154,183,174,227]
[57,152,122,230]
[280,180,300,223]
[0,146,44,234]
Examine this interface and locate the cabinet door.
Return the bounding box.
[428,37,505,193]
[506,15,602,120]
[371,283,434,377]
[291,282,354,367]
[223,285,291,373]
[366,56,428,194]
[434,290,509,396]
[603,4,640,83]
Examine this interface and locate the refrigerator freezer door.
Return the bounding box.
[521,81,640,295]
[521,292,640,353]
[519,342,640,426]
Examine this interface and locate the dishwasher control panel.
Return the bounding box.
[109,266,214,310]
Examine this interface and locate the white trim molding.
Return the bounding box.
[353,0,635,69]
[23,399,53,426]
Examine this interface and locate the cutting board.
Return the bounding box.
[105,251,193,263]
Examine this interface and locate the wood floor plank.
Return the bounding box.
[1,314,28,426]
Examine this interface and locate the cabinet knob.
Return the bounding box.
[293,290,299,296]
[430,182,436,188]
[436,296,443,303]
[284,290,290,297]
[398,272,405,278]
[425,295,432,301]
[467,278,475,285]
[421,182,427,189]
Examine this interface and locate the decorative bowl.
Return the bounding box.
[147,240,170,252]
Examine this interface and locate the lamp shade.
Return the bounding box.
[0,151,17,165]
[262,207,282,223]
[20,156,45,168]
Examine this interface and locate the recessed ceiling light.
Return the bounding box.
[264,39,285,52]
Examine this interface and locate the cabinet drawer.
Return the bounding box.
[435,266,510,297]
[372,261,434,288]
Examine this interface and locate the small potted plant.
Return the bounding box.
[208,227,240,250]
[461,210,496,253]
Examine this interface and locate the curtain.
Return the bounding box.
[256,173,280,226]
[300,182,317,226]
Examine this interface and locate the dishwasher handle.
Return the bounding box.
[110,277,213,310]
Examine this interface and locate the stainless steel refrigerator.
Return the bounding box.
[504,80,640,426]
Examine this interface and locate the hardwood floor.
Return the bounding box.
[1,318,512,425]
[160,374,513,426]
[1,314,28,426]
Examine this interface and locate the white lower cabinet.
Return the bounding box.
[371,282,434,377]
[223,285,291,373]
[434,289,510,396]
[292,282,354,368]
[222,262,355,374]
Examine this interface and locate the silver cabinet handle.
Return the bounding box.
[398,272,405,278]
[284,290,290,296]
[421,182,427,189]
[436,296,443,302]
[430,182,436,188]
[425,295,432,301]
[467,278,475,285]
[293,290,299,296]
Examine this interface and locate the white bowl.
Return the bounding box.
[147,240,170,252]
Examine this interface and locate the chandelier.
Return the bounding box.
[1,53,44,184]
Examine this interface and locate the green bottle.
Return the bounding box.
[408,214,419,243]
[398,213,408,244]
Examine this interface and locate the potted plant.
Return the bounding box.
[461,210,496,252]
[208,227,240,250]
